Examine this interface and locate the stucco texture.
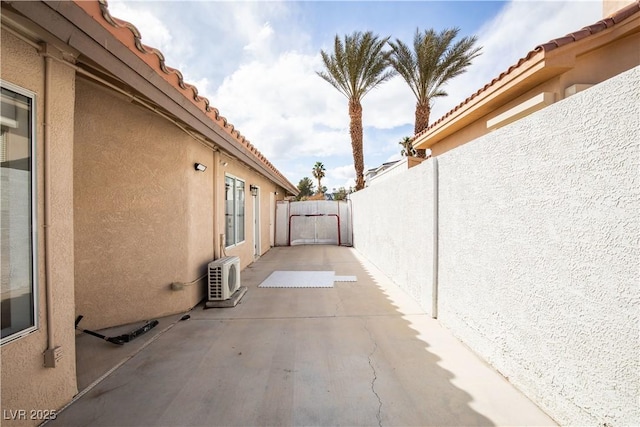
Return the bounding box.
[350,66,639,425]
[351,162,434,313]
[73,79,210,330]
[73,79,281,329]
[1,31,78,426]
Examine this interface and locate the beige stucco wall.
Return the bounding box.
[73,79,283,329]
[603,0,635,17]
[1,30,78,426]
[73,79,210,330]
[428,24,640,156]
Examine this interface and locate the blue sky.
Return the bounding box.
[108,0,601,191]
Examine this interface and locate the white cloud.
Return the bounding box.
[244,22,275,55]
[214,51,352,161]
[107,1,303,93]
[185,75,212,101]
[331,164,355,180]
[107,1,173,51]
[323,163,357,191]
[329,164,355,186]
[362,76,414,130]
[223,2,290,49]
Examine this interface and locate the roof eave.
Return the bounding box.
[7,0,297,194]
[414,3,640,151]
[413,50,571,150]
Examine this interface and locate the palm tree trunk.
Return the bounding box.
[414,101,431,158]
[349,99,365,190]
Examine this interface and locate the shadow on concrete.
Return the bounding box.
[58,246,553,426]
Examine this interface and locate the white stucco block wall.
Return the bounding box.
[437,66,639,426]
[351,160,434,313]
[349,66,639,426]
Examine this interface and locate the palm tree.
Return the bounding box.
[389,28,482,154]
[399,136,416,157]
[317,31,396,190]
[312,162,326,193]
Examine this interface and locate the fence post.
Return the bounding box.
[432,157,439,319]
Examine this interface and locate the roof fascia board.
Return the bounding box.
[9,1,295,193]
[543,14,639,65]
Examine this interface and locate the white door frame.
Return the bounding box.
[253,187,260,258]
[269,192,275,247]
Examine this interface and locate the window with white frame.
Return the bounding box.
[1,82,37,344]
[225,175,245,247]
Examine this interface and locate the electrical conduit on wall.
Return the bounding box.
[213,150,221,260]
[43,48,56,362]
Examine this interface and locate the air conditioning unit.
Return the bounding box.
[207,256,240,301]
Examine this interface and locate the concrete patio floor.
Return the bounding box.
[53,246,555,427]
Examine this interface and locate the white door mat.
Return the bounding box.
[334,276,357,282]
[258,271,358,288]
[259,271,336,288]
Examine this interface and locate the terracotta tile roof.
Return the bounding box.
[81,0,295,192]
[413,0,640,141]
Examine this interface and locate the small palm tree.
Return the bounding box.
[389,28,482,146]
[399,136,416,157]
[317,31,396,190]
[312,162,326,193]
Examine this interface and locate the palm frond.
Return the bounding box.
[389,26,482,126]
[388,39,421,101]
[317,31,396,102]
